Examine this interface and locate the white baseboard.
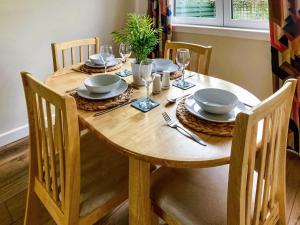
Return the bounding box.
[0,124,29,148]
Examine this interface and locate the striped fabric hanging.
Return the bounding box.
[269,0,300,154]
[148,0,173,58]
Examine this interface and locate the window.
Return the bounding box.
[173,0,269,29]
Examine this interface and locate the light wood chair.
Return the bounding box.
[164,40,212,75]
[51,37,100,71]
[21,72,128,225]
[150,79,297,225]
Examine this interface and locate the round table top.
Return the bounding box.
[45,61,260,168]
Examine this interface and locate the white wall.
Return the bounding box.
[0,0,134,147]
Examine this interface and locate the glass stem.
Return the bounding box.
[146,83,150,100]
[182,67,185,84]
[105,64,107,73]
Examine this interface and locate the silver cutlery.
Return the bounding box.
[162,112,206,146]
[167,93,191,103]
[93,98,137,117]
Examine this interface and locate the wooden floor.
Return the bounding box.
[0,138,299,225]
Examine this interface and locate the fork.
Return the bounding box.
[162,112,206,146]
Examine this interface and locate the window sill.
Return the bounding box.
[172,24,270,41]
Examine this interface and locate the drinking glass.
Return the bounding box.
[100,45,113,73]
[139,59,156,110]
[119,43,132,62]
[176,48,191,88]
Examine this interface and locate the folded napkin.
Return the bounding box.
[116,69,132,77]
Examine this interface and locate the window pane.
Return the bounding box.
[175,0,216,18]
[232,0,268,20]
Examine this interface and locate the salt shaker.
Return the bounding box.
[152,73,161,94]
[162,71,171,89]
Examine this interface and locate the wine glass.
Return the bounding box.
[119,43,132,63]
[100,45,113,73]
[176,48,191,88]
[139,59,156,110]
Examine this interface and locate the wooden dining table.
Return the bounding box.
[45,60,260,225]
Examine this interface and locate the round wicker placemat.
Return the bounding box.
[176,100,235,137]
[170,71,182,80]
[69,86,134,111]
[79,61,123,74]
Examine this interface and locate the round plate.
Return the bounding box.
[76,79,128,100]
[184,95,247,123]
[85,58,119,68]
[153,64,179,73]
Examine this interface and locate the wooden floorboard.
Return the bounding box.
[0,140,299,225]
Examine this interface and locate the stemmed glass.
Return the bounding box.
[139,59,156,110]
[119,43,132,63]
[100,45,113,73]
[176,48,191,88]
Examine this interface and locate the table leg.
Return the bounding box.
[129,157,151,225]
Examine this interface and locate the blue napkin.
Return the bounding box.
[116,69,132,77]
[131,98,160,112]
[172,80,195,90]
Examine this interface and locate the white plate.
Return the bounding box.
[184,95,247,123]
[77,79,128,100]
[85,58,119,68]
[153,63,179,73]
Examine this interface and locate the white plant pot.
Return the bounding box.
[131,62,144,86]
[131,59,154,86]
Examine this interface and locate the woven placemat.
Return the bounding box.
[176,100,235,137]
[78,61,123,74]
[68,86,134,111]
[170,71,182,80]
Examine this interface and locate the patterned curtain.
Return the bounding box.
[148,0,173,58]
[269,0,300,154]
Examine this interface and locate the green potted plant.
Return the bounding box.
[111,13,161,85]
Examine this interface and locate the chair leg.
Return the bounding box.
[23,186,40,225]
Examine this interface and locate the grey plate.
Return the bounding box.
[76,79,128,100]
[85,58,119,68]
[184,95,247,123]
[153,64,179,73]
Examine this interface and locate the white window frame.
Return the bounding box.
[223,0,269,29]
[172,0,269,30]
[172,0,223,26]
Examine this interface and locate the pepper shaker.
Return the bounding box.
[152,73,161,94]
[162,71,171,89]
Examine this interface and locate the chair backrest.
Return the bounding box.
[21,72,80,224]
[164,40,212,75]
[51,37,100,71]
[227,79,297,225]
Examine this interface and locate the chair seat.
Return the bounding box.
[79,132,128,217]
[151,165,229,225]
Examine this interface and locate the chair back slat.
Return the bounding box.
[37,95,51,192]
[45,101,59,202]
[54,107,66,211]
[21,72,80,223]
[164,40,212,75]
[51,37,100,71]
[227,79,297,225]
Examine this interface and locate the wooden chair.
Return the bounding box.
[150,79,297,225]
[51,37,100,71]
[164,40,212,75]
[21,72,128,225]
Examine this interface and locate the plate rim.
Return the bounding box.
[85,58,119,68]
[76,79,128,100]
[153,63,179,73]
[184,95,245,123]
